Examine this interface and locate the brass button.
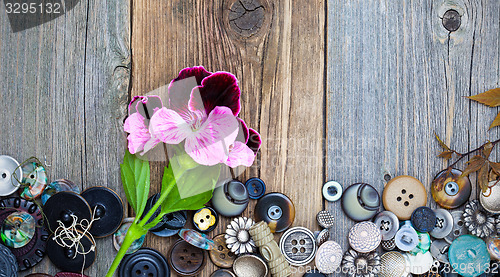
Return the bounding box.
[382,175,427,220]
[209,234,236,268]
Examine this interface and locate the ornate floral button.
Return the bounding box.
[463,200,495,238]
[411,206,437,233]
[322,181,343,202]
[0,155,22,197]
[225,217,256,255]
[316,210,335,229]
[341,183,380,221]
[382,175,427,220]
[379,251,408,277]
[448,235,490,277]
[81,186,124,238]
[279,227,316,266]
[0,244,18,277]
[233,254,268,277]
[254,193,295,233]
[342,249,381,277]
[373,211,399,240]
[212,180,249,217]
[395,221,418,252]
[193,207,218,233]
[480,181,500,214]
[20,162,47,200]
[118,248,170,277]
[348,221,381,253]
[168,239,207,276]
[315,241,343,274]
[445,210,467,244]
[430,239,450,264]
[431,169,471,209]
[209,234,236,268]
[431,208,454,239]
[245,178,266,199]
[41,179,80,205]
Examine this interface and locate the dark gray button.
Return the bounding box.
[0,244,18,277]
[279,227,316,266]
[373,211,399,240]
[316,210,335,229]
[445,210,466,244]
[430,239,450,264]
[315,229,329,247]
[410,206,437,233]
[431,208,454,239]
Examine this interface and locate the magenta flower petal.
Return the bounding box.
[149,107,191,145]
[124,113,156,154]
[172,66,212,84]
[184,106,239,166]
[128,95,163,118]
[246,128,261,154]
[189,72,241,116]
[225,141,256,168]
[169,67,211,115]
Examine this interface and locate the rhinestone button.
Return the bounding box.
[431,208,454,239]
[279,227,317,266]
[322,181,343,202]
[382,175,427,220]
[373,211,399,240]
[316,210,335,229]
[315,241,343,274]
[348,221,381,253]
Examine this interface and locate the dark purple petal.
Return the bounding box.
[169,67,212,115]
[246,128,261,154]
[195,72,241,116]
[172,66,212,85]
[238,118,249,143]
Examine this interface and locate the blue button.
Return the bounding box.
[245,178,266,199]
[449,235,490,277]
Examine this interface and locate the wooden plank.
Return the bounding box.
[131,0,325,275]
[327,0,499,264]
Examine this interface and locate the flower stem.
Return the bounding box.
[448,138,500,168]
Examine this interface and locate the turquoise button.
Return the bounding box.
[449,235,490,277]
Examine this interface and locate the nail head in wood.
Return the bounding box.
[442,9,461,32]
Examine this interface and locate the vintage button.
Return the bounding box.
[379,251,408,277]
[322,181,342,202]
[279,226,316,266]
[46,230,95,272]
[0,243,18,277]
[55,273,89,277]
[118,247,170,277]
[411,206,437,233]
[0,155,22,196]
[395,221,418,251]
[341,249,381,277]
[382,175,427,220]
[168,239,207,276]
[486,236,500,260]
[341,183,380,221]
[209,234,236,268]
[43,191,92,233]
[315,240,343,274]
[303,269,327,276]
[233,254,268,277]
[113,218,145,254]
[373,211,399,240]
[225,217,256,255]
[445,210,467,244]
[193,207,218,233]
[431,239,450,264]
[315,229,329,247]
[142,193,187,237]
[431,209,454,239]
[448,235,490,277]
[431,169,471,209]
[254,193,295,233]
[316,210,335,229]
[1,211,36,248]
[26,274,52,277]
[178,229,216,250]
[348,221,381,253]
[20,162,48,200]
[380,238,396,251]
[81,186,124,238]
[0,197,48,271]
[463,200,496,238]
[480,181,500,214]
[41,179,80,205]
[245,178,266,199]
[211,269,236,277]
[408,231,431,255]
[404,251,433,275]
[212,180,249,217]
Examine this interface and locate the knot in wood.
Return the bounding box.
[442,9,461,32]
[229,0,265,37]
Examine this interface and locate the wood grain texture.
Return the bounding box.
[327,0,499,271]
[131,0,325,276]
[0,0,130,275]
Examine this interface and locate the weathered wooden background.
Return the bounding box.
[0,0,498,276]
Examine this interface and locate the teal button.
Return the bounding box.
[449,235,490,277]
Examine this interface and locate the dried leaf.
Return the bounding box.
[490,112,500,130]
[479,162,490,193]
[468,88,500,107]
[435,132,451,151]
[483,141,494,158]
[438,150,454,160]
[490,162,500,176]
[460,155,487,177]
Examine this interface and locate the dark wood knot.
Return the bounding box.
[442,9,461,32]
[228,0,266,37]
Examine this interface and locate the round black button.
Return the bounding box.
[0,244,18,277]
[411,206,437,233]
[303,269,327,277]
[193,207,218,233]
[81,186,124,238]
[118,248,170,277]
[55,273,89,277]
[43,191,92,233]
[254,193,295,233]
[142,193,187,237]
[46,230,95,272]
[245,178,266,199]
[168,239,207,276]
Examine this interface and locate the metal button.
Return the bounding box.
[341,183,380,221]
[46,230,95,272]
[193,207,218,233]
[373,211,399,240]
[379,251,408,277]
[463,200,496,238]
[480,181,500,214]
[20,162,48,200]
[380,238,396,251]
[341,249,381,277]
[382,175,427,220]
[431,209,454,239]
[225,217,256,255]
[245,178,266,199]
[0,155,22,197]
[445,210,466,244]
[395,221,418,252]
[411,206,437,233]
[233,254,268,277]
[279,227,317,266]
[316,210,335,229]
[348,221,381,253]
[449,235,490,277]
[0,244,18,277]
[322,181,343,202]
[212,180,249,217]
[255,193,295,233]
[404,251,433,275]
[431,169,471,209]
[430,239,450,264]
[118,248,170,277]
[81,186,124,238]
[315,241,343,274]
[168,239,207,276]
[210,269,236,277]
[209,234,236,268]
[315,229,329,247]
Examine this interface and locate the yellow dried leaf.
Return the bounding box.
[491,162,500,176]
[468,88,500,107]
[434,132,451,151]
[460,155,487,178]
[490,112,500,130]
[483,141,493,158]
[438,150,453,160]
[479,162,490,193]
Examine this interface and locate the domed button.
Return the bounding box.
[449,235,490,277]
[408,231,431,255]
[303,269,327,276]
[383,175,427,220]
[193,207,218,233]
[212,180,249,217]
[404,251,433,275]
[431,209,454,239]
[379,251,408,277]
[46,230,95,272]
[341,183,380,221]
[411,206,437,233]
[233,254,268,277]
[395,221,418,252]
[430,239,450,264]
[315,241,343,274]
[43,191,92,233]
[1,211,35,248]
[322,181,343,202]
[380,238,396,251]
[315,229,329,247]
[485,236,500,261]
[245,178,266,199]
[0,244,18,277]
[316,210,335,229]
[445,211,467,244]
[41,179,80,205]
[279,227,317,266]
[254,193,295,233]
[431,169,471,209]
[118,248,170,277]
[209,234,236,268]
[210,269,236,277]
[0,155,22,197]
[81,186,124,238]
[20,162,48,200]
[348,221,381,253]
[373,211,399,240]
[480,181,500,214]
[142,193,187,237]
[168,239,207,276]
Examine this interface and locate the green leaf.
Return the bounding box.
[120,150,151,218]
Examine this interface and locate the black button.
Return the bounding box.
[193,207,218,233]
[143,193,187,237]
[254,193,295,233]
[0,244,18,276]
[303,269,327,277]
[46,230,95,272]
[43,192,92,233]
[245,178,266,199]
[411,206,437,233]
[81,186,124,238]
[55,273,90,277]
[119,248,170,277]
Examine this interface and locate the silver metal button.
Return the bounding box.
[315,229,329,247]
[430,208,454,239]
[430,239,450,264]
[444,210,466,244]
[373,211,399,240]
[380,238,396,251]
[316,210,335,229]
[279,227,316,266]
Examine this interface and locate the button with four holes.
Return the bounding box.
[348,221,381,253]
[430,208,454,239]
[209,234,235,269]
[373,211,399,240]
[322,181,343,202]
[118,248,170,277]
[383,175,427,220]
[279,227,317,266]
[168,239,207,276]
[245,178,266,199]
[410,206,437,233]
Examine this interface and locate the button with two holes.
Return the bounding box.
[445,211,467,244]
[168,239,207,276]
[279,227,317,266]
[193,207,218,233]
[245,178,266,199]
[322,181,342,202]
[255,193,295,233]
[373,211,399,240]
[209,234,235,268]
[119,248,170,277]
[383,175,427,220]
